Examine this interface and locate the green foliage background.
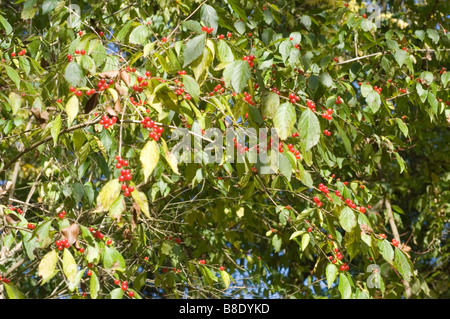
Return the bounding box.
[0,0,449,299]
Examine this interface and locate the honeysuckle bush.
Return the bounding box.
[0,0,449,299]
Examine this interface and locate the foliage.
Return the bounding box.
[0,0,449,299]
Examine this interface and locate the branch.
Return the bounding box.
[0,117,101,175]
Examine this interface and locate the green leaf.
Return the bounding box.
[289,230,305,240]
[3,283,25,299]
[301,15,312,29]
[221,270,231,289]
[377,239,394,264]
[182,74,200,103]
[131,189,151,219]
[223,60,251,93]
[200,4,218,36]
[64,61,84,87]
[301,233,310,251]
[116,20,134,41]
[262,92,280,118]
[278,153,292,181]
[42,0,58,14]
[416,83,428,103]
[50,114,62,146]
[62,248,77,283]
[96,179,121,211]
[90,271,100,299]
[109,195,125,222]
[183,34,206,67]
[68,268,86,292]
[442,72,450,88]
[326,264,338,289]
[86,245,100,264]
[396,118,408,137]
[38,250,59,285]
[0,13,13,34]
[339,207,356,233]
[361,83,372,98]
[8,92,22,115]
[320,71,333,88]
[394,247,413,282]
[217,40,234,63]
[394,50,408,67]
[426,29,439,44]
[81,55,96,75]
[102,246,126,271]
[298,108,320,151]
[161,138,180,175]
[338,274,352,299]
[140,139,160,183]
[273,102,296,141]
[129,25,150,45]
[5,65,20,89]
[366,91,381,113]
[110,288,124,299]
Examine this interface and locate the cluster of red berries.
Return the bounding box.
[99,114,118,129]
[165,236,182,244]
[58,210,66,219]
[242,55,255,68]
[140,117,164,141]
[97,78,114,91]
[86,88,96,96]
[289,93,300,104]
[278,142,284,153]
[392,239,399,247]
[251,166,258,173]
[115,156,134,196]
[209,83,225,96]
[177,70,187,76]
[56,238,70,250]
[306,100,316,112]
[89,227,105,240]
[439,67,446,74]
[339,263,349,271]
[373,85,382,94]
[323,129,332,136]
[321,108,333,120]
[233,138,249,154]
[318,183,330,195]
[74,49,86,55]
[136,75,149,87]
[271,87,281,95]
[243,92,255,105]
[69,86,83,97]
[201,26,214,33]
[334,189,344,201]
[335,96,342,105]
[399,88,407,94]
[345,198,357,209]
[287,143,301,159]
[129,96,145,106]
[124,65,137,73]
[313,196,323,207]
[11,49,26,57]
[27,223,35,230]
[291,132,300,138]
[0,276,11,284]
[8,206,23,214]
[199,260,206,265]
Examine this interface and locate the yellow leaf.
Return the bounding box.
[140,139,160,182]
[62,248,77,283]
[66,95,79,125]
[38,250,59,284]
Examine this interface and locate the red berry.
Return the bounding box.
[128,291,135,298]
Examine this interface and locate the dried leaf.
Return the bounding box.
[114,97,122,113]
[106,106,118,118]
[115,82,128,95]
[31,107,49,128]
[61,223,80,248]
[85,92,99,114]
[5,213,20,224]
[98,70,119,79]
[131,201,141,233]
[120,70,131,87]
